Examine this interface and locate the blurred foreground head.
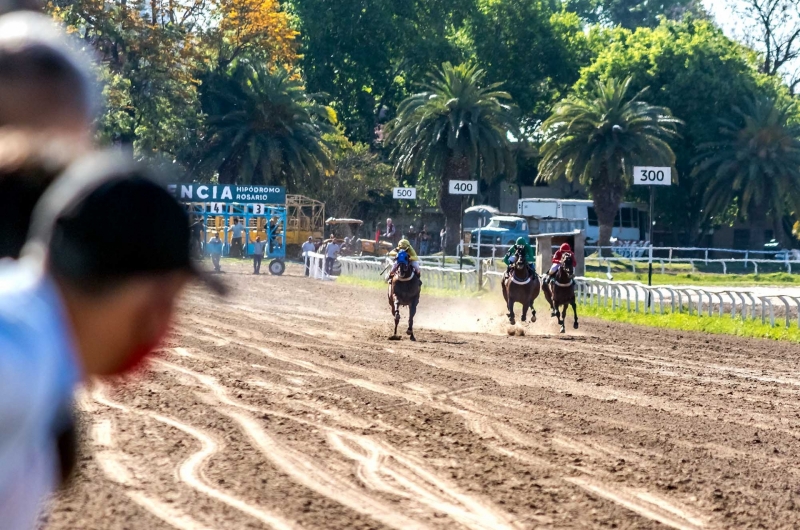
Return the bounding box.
[0,130,74,258]
[0,11,96,143]
[24,152,225,376]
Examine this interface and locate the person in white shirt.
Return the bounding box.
[325,239,340,275]
[0,153,225,530]
[301,236,316,276]
[251,236,266,275]
[229,217,246,258]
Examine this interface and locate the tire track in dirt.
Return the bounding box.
[153,358,522,529]
[163,333,711,530]
[90,382,299,530]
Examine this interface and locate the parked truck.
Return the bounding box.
[468,214,586,255]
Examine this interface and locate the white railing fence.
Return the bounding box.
[575,278,800,329]
[304,251,335,281]
[582,245,800,275]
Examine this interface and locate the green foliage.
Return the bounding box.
[386,62,521,252]
[316,132,395,219]
[538,76,680,249]
[285,0,473,142]
[198,61,335,188]
[576,19,781,244]
[467,3,591,123]
[565,0,706,28]
[693,95,800,245]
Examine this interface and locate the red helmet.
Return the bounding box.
[559,242,572,252]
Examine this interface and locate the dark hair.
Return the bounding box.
[0,131,72,258]
[0,16,93,128]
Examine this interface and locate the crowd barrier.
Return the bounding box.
[303,251,335,281]
[575,277,800,329]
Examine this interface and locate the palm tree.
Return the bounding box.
[385,62,521,254]
[200,60,335,189]
[693,95,800,248]
[538,77,681,254]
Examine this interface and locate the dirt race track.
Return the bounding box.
[43,261,800,530]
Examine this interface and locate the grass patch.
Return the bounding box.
[336,274,484,299]
[583,270,800,286]
[579,302,800,343]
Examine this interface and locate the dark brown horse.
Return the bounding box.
[501,247,541,325]
[388,253,421,341]
[543,251,578,333]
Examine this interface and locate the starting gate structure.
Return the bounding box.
[170,183,288,275]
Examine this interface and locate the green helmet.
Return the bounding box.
[515,237,527,246]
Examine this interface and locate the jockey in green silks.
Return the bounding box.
[503,237,535,274]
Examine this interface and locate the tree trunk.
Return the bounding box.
[774,215,792,249]
[218,156,239,184]
[589,171,625,257]
[439,156,470,255]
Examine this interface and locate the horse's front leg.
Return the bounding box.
[507,296,516,325]
[571,299,579,329]
[559,304,567,334]
[407,297,418,341]
[393,299,401,337]
[521,299,528,322]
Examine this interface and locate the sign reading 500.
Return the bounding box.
[632,166,672,186]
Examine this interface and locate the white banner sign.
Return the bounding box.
[392,187,417,199]
[633,166,672,186]
[252,203,268,215]
[448,180,478,195]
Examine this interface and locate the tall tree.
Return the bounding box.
[199,61,335,189]
[733,0,800,92]
[386,62,520,254]
[693,95,800,247]
[284,0,474,142]
[576,19,780,243]
[538,77,681,254]
[565,0,705,28]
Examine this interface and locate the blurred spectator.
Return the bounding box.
[0,152,224,529]
[0,12,96,146]
[407,225,418,247]
[252,236,265,275]
[325,238,340,275]
[190,216,205,259]
[301,236,315,276]
[384,217,396,244]
[440,227,447,252]
[207,232,223,272]
[419,224,430,256]
[229,217,245,258]
[0,131,73,259]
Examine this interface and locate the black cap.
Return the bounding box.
[24,151,226,295]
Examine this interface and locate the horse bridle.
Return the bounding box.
[554,252,575,287]
[509,248,532,285]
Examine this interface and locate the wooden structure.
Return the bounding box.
[534,229,586,276]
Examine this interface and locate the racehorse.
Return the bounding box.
[388,250,421,341]
[501,246,541,325]
[543,251,578,333]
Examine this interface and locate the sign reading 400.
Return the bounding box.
[632,166,672,186]
[448,180,478,195]
[169,184,286,204]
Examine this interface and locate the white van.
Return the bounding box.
[517,198,646,242]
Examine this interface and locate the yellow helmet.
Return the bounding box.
[398,238,411,250]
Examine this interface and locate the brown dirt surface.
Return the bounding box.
[43,261,800,529]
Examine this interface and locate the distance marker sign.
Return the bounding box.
[633,166,672,186]
[392,187,417,200]
[448,180,478,195]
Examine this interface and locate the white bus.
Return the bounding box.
[517,198,647,243]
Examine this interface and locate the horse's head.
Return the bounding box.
[396,250,412,278]
[560,252,574,277]
[514,246,527,271]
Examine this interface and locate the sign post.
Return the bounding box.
[448,180,478,276]
[633,166,672,304]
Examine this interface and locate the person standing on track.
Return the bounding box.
[325,238,340,275]
[252,236,265,275]
[229,217,246,258]
[302,236,315,276]
[0,152,225,530]
[207,232,223,272]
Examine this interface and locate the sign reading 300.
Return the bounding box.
[169,184,286,204]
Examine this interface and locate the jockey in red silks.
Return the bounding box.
[546,242,578,282]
